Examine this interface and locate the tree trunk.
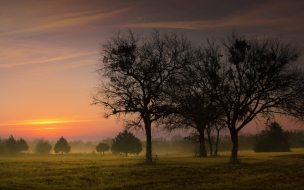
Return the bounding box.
[230,129,239,163]
[214,129,220,156]
[206,127,213,156]
[145,120,153,164]
[199,131,207,157]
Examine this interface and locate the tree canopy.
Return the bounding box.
[111,130,142,156]
[4,135,29,154]
[35,139,52,154]
[96,142,110,154]
[16,138,29,152]
[54,137,71,154]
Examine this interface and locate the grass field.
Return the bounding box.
[0,149,304,190]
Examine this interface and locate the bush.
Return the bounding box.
[35,139,52,154]
[111,130,142,156]
[96,142,110,154]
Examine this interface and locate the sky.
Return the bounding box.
[1,0,304,140]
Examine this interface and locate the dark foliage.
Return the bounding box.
[2,136,29,154]
[0,139,5,154]
[5,135,18,154]
[254,122,290,152]
[16,138,29,152]
[54,137,71,154]
[111,130,142,156]
[96,142,110,154]
[35,139,52,154]
[288,130,304,148]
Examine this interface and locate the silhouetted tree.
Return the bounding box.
[163,40,225,157]
[54,137,71,154]
[16,138,29,152]
[5,135,18,154]
[96,142,110,154]
[203,32,304,163]
[92,30,192,164]
[254,122,290,152]
[35,139,52,154]
[0,138,5,155]
[111,130,142,156]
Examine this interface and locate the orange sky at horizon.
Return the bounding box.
[1,0,304,141]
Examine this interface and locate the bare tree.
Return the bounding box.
[164,41,225,157]
[92,30,192,164]
[204,32,304,163]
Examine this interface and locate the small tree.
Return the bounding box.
[111,130,142,156]
[54,137,71,154]
[96,142,110,154]
[16,138,29,152]
[5,135,18,154]
[35,139,52,154]
[254,122,290,152]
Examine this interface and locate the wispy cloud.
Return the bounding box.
[125,0,304,32]
[0,8,130,37]
[0,50,97,69]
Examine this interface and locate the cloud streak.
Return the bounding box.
[0,7,130,37]
[126,0,303,32]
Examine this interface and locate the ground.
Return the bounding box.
[0,149,304,189]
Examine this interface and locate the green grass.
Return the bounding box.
[1,149,304,189]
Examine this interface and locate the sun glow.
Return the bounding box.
[35,127,56,130]
[26,119,71,125]
[0,118,92,126]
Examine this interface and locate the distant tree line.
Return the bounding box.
[1,124,303,156]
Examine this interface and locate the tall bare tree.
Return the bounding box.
[163,43,224,157]
[92,30,193,164]
[204,33,304,163]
